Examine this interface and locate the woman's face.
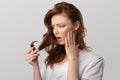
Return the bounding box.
[51,13,74,45]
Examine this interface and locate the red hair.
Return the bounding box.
[38,2,89,67]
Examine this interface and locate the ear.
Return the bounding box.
[74,21,80,30]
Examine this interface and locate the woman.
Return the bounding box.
[25,1,104,80]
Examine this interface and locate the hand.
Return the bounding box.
[25,47,40,66]
[65,31,79,61]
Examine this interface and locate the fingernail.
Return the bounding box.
[37,49,40,52]
[37,52,40,55]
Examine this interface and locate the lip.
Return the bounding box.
[56,37,62,42]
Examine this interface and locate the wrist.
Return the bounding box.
[33,62,39,68]
[69,57,78,63]
[33,65,39,71]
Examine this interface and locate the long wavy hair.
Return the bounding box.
[38,2,89,68]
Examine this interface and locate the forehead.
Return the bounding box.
[51,13,72,25]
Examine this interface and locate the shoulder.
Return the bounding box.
[78,49,104,80]
[78,49,104,64]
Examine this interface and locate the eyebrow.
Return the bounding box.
[51,23,65,26]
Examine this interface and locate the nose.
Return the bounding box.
[53,26,59,35]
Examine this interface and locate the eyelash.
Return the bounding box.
[59,25,65,28]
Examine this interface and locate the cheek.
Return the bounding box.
[63,29,73,36]
[60,26,73,38]
[61,30,69,38]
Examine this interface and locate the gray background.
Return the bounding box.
[0,0,120,80]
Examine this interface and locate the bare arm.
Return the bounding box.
[65,31,89,80]
[67,59,79,80]
[65,31,80,80]
[68,59,89,80]
[25,47,42,80]
[33,63,42,80]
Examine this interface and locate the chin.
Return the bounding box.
[58,41,65,45]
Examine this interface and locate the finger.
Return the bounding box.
[29,54,39,62]
[70,31,72,45]
[32,49,39,54]
[25,47,34,59]
[77,44,80,48]
[26,53,40,61]
[25,49,39,60]
[68,31,70,46]
[28,57,37,63]
[67,32,70,47]
[32,53,40,57]
[65,37,68,48]
[71,30,73,44]
[69,31,71,45]
[72,30,75,45]
[26,47,34,54]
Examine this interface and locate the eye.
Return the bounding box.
[58,25,65,28]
